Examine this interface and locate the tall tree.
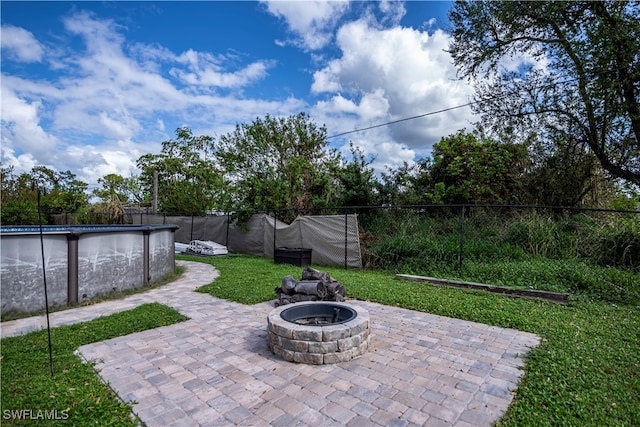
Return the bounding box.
[375,161,428,206]
[216,113,340,220]
[137,127,222,215]
[0,166,39,224]
[28,166,89,215]
[0,165,89,224]
[449,0,640,185]
[93,174,145,205]
[335,143,377,208]
[426,130,529,204]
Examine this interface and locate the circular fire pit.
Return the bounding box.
[267,302,370,364]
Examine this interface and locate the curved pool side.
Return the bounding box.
[1,225,179,316]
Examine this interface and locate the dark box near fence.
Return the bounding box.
[275,247,312,267]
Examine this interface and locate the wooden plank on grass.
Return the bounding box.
[395,274,569,304]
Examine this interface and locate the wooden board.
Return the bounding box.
[395,274,569,304]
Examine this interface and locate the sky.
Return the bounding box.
[1,0,479,189]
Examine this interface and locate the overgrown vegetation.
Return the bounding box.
[359,208,639,305]
[190,254,640,426]
[0,303,189,425]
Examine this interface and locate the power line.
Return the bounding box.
[326,68,620,140]
[326,102,476,139]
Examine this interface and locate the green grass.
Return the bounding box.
[360,209,640,305]
[0,303,189,425]
[189,254,640,426]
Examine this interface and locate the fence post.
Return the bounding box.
[273,210,277,259]
[226,212,230,247]
[143,228,151,284]
[459,205,465,274]
[190,214,194,242]
[66,232,79,304]
[344,208,348,270]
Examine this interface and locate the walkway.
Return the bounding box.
[2,261,540,426]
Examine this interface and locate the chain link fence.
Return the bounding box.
[5,204,638,273]
[129,204,638,273]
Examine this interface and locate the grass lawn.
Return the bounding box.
[1,254,637,425]
[1,303,189,425]
[193,254,640,426]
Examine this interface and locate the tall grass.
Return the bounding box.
[360,207,639,305]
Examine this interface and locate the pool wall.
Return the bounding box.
[1,225,178,316]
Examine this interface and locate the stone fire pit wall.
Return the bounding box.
[267,302,370,364]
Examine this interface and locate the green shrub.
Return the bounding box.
[581,214,639,270]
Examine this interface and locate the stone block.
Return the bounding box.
[308,341,338,354]
[323,324,351,341]
[293,352,324,365]
[281,337,309,352]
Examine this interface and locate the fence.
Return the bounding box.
[132,212,362,269]
[5,204,639,272]
[129,204,639,273]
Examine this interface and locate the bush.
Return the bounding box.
[359,207,640,305]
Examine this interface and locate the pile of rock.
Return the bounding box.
[274,267,346,306]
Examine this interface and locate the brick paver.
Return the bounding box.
[2,261,539,426]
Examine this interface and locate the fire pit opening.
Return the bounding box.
[267,301,370,364]
[280,303,357,325]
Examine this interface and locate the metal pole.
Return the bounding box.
[152,170,158,214]
[143,229,151,284]
[344,208,348,270]
[67,233,79,305]
[459,205,465,274]
[190,214,194,242]
[37,189,54,376]
[226,212,230,247]
[273,210,277,259]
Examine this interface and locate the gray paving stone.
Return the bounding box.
[3,260,541,427]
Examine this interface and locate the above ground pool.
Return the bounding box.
[1,224,179,316]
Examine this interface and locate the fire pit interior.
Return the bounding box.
[268,302,370,364]
[280,303,357,325]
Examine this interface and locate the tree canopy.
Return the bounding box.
[449,0,640,185]
[0,165,89,224]
[216,112,340,219]
[426,130,529,204]
[136,127,222,215]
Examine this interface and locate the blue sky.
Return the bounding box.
[1,1,477,187]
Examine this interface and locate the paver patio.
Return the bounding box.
[2,261,539,426]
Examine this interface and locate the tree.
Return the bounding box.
[524,137,604,207]
[335,143,377,208]
[25,166,89,217]
[449,0,640,185]
[1,166,39,224]
[216,113,340,220]
[137,127,222,215]
[375,161,428,206]
[0,165,89,224]
[93,174,146,206]
[425,130,529,204]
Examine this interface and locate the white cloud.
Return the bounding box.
[1,3,478,190]
[1,10,305,184]
[312,17,476,163]
[377,0,406,26]
[0,24,44,62]
[171,49,274,88]
[0,83,60,159]
[261,0,350,50]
